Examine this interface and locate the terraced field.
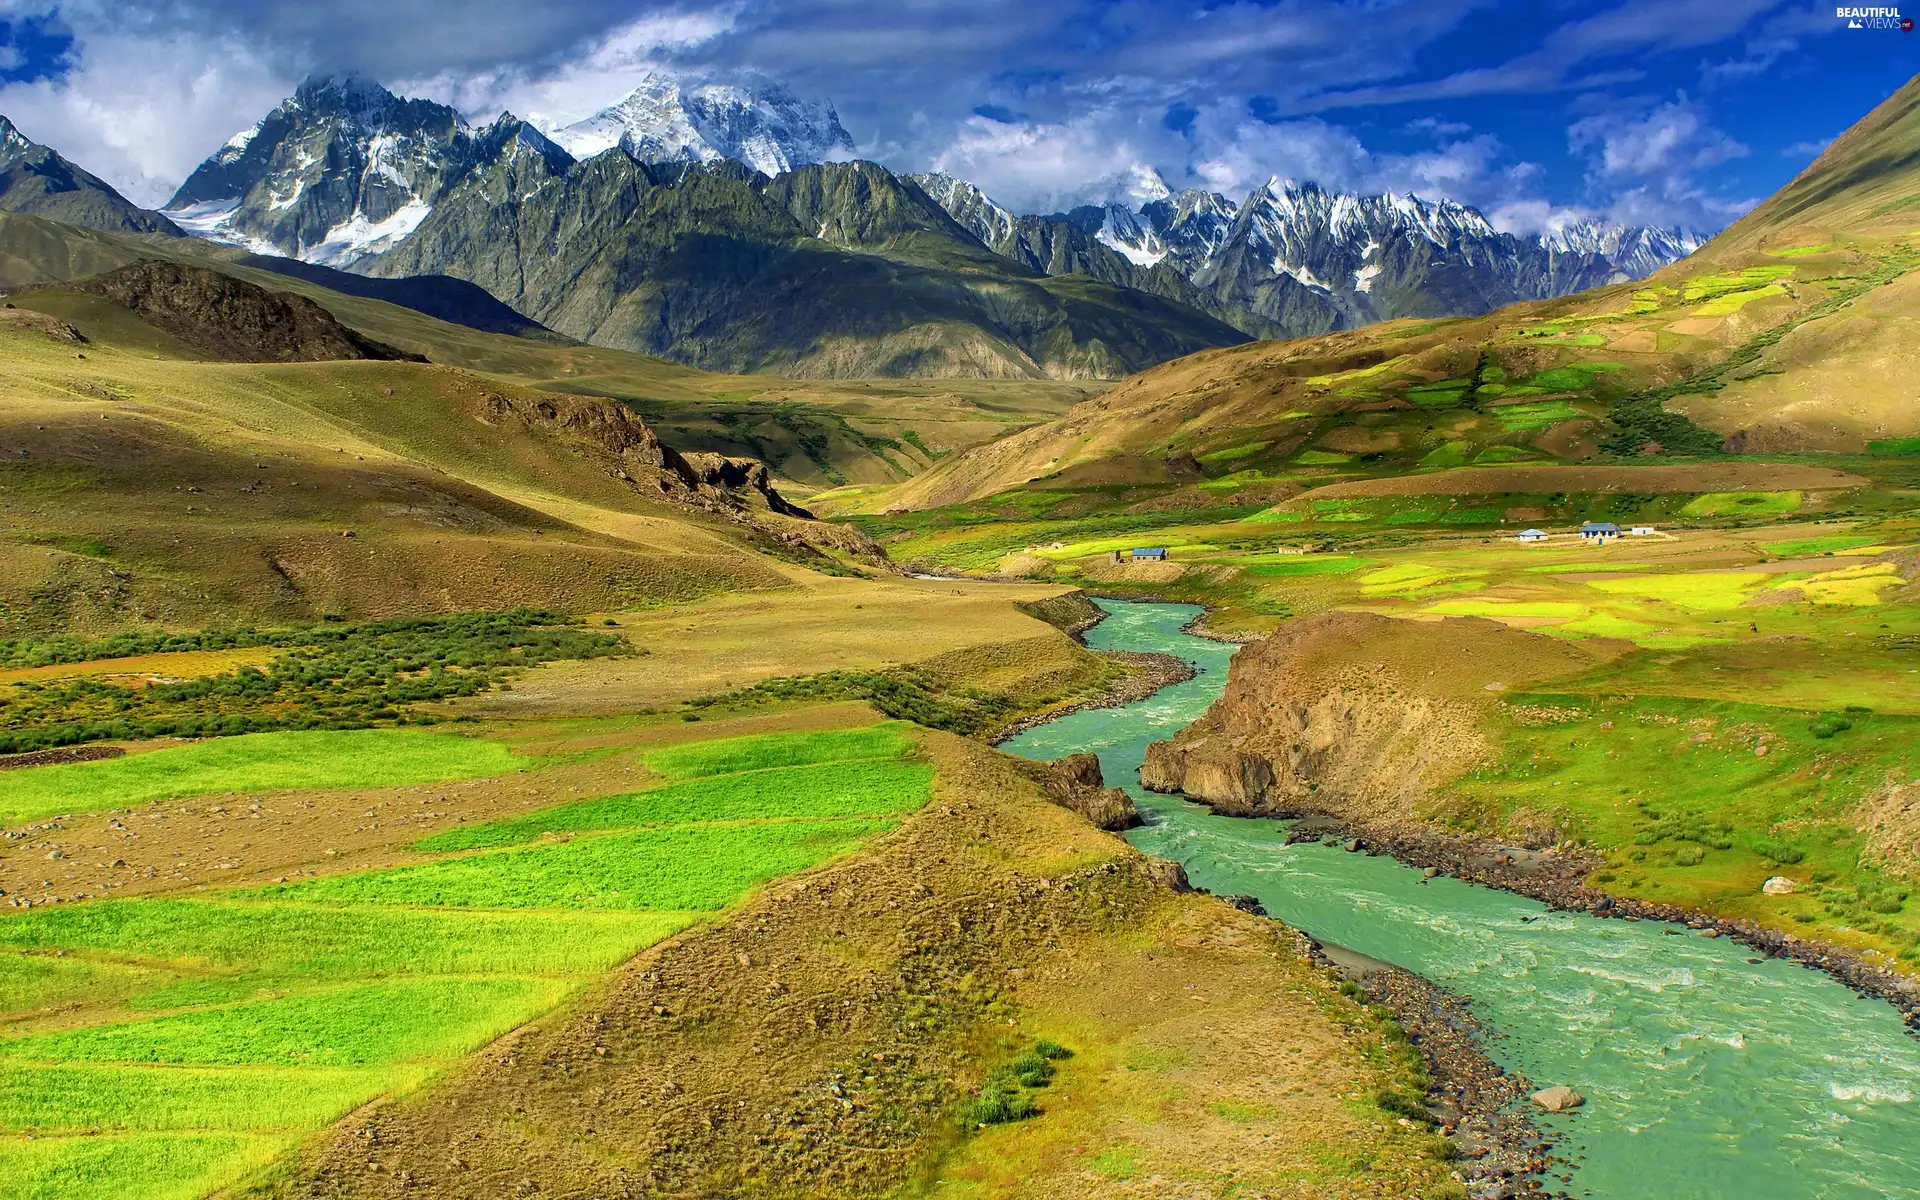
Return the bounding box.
[0,724,927,1200]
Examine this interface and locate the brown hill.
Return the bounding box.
[66,261,421,363]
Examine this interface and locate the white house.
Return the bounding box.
[1516,529,1549,544]
[1580,522,1621,544]
[1630,525,1656,536]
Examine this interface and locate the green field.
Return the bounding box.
[1448,694,1920,960]
[261,819,895,911]
[0,722,927,1199]
[642,723,917,779]
[0,730,523,822]
[419,758,933,851]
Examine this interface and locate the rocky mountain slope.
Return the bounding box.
[0,115,180,236]
[159,77,1242,378]
[164,74,571,268]
[550,72,855,176]
[361,151,1245,378]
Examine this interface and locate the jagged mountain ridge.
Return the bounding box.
[154,71,1702,371]
[0,115,180,236]
[164,75,572,268]
[361,150,1247,378]
[916,169,1704,338]
[550,72,855,177]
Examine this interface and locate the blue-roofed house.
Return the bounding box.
[1580,522,1620,544]
[1516,529,1549,543]
[1130,547,1169,561]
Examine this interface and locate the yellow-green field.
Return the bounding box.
[0,723,927,1200]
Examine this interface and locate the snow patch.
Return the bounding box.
[303,199,433,267]
[1353,263,1382,293]
[166,198,283,256]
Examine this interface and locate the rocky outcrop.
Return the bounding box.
[69,261,420,363]
[471,385,889,571]
[1030,752,1140,831]
[1142,610,1620,823]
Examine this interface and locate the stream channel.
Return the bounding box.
[997,599,1920,1199]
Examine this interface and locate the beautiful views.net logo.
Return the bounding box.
[1836,5,1914,28]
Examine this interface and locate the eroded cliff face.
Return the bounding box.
[1142,611,1620,823]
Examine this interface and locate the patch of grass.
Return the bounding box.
[1586,571,1765,611]
[1472,446,1542,464]
[642,724,915,779]
[0,1132,283,1200]
[1241,556,1374,578]
[417,759,933,852]
[1295,450,1354,465]
[1788,562,1903,606]
[1360,563,1488,597]
[1679,491,1804,519]
[1492,401,1582,432]
[1867,436,1920,456]
[962,1040,1073,1128]
[0,1063,408,1133]
[0,977,571,1067]
[0,901,685,979]
[1196,442,1270,465]
[259,819,896,911]
[1695,284,1787,316]
[1762,534,1881,556]
[0,730,521,822]
[1417,441,1470,469]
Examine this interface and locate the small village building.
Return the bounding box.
[1630,525,1656,536]
[1130,547,1169,561]
[1516,529,1549,544]
[1580,521,1620,544]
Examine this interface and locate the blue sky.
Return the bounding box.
[0,1,1913,230]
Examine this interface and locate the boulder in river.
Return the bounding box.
[1528,1085,1585,1113]
[1762,876,1798,895]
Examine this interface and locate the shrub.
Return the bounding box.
[965,1084,1038,1126]
[1674,845,1705,867]
[1372,1087,1433,1123]
[1808,714,1853,739]
[1756,841,1805,865]
[1033,1038,1074,1061]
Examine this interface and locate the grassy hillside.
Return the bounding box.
[0,212,1088,488]
[874,72,1920,517]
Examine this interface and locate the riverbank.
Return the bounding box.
[990,652,1197,743]
[1274,814,1920,1033]
[998,598,1555,1198]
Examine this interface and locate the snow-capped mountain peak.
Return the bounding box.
[0,114,35,160]
[165,74,542,267]
[909,172,1017,248]
[549,72,855,177]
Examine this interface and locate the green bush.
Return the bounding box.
[964,1083,1038,1126]
[1808,714,1853,739]
[1756,841,1805,865]
[1674,845,1705,867]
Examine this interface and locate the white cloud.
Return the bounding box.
[1565,94,1753,227]
[403,6,742,128]
[927,108,1167,213]
[0,27,290,207]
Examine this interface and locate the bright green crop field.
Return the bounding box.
[420,758,933,851]
[0,720,929,1200]
[260,818,896,911]
[642,722,917,778]
[0,729,523,822]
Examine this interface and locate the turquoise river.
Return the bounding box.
[998,599,1920,1200]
